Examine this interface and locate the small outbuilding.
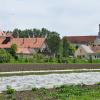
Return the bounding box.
[74,45,94,59]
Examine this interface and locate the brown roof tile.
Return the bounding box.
[64,36,97,44]
[0,37,45,49]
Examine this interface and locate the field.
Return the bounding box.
[0,64,100,72]
[0,84,100,100]
[0,64,100,100]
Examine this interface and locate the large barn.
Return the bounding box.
[0,32,48,55]
[64,36,97,45]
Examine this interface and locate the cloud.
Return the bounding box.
[0,0,100,36]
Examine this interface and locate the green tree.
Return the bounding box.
[62,37,75,57]
[63,37,70,57]
[47,32,60,56]
[13,28,21,38]
[10,44,17,59]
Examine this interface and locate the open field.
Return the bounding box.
[1,72,100,92]
[1,84,100,100]
[0,64,100,72]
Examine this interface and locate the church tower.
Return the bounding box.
[94,24,100,45]
[98,24,100,38]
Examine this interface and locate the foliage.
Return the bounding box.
[32,88,38,92]
[6,85,16,100]
[6,86,16,95]
[9,44,18,60]
[62,37,75,57]
[1,85,100,100]
[46,32,60,55]
[96,82,100,85]
[88,55,93,63]
[12,28,61,55]
[11,44,17,52]
[0,49,11,63]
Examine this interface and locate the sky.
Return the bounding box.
[0,0,100,37]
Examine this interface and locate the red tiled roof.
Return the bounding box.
[64,36,97,43]
[0,37,45,49]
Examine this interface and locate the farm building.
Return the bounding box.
[75,25,100,59]
[0,32,48,55]
[64,36,97,45]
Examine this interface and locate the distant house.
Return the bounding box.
[75,25,100,59]
[64,36,97,45]
[75,45,94,59]
[0,32,48,55]
[75,45,100,59]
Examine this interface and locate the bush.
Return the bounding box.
[49,57,54,62]
[61,57,68,63]
[33,54,45,63]
[72,58,77,63]
[6,86,16,100]
[6,86,16,94]
[88,55,92,63]
[32,87,38,92]
[0,49,11,63]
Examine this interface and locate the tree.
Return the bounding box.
[63,37,70,57]
[10,44,17,59]
[62,37,75,57]
[12,28,21,38]
[47,32,60,56]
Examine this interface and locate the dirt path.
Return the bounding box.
[0,64,100,72]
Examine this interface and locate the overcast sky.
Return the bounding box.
[0,0,100,36]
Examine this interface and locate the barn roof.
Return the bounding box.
[0,37,45,49]
[64,36,97,44]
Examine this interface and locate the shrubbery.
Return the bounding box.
[0,49,11,63]
[6,86,16,100]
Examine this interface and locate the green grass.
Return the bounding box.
[0,57,100,64]
[1,84,100,100]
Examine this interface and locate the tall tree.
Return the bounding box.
[62,37,75,57]
[47,32,60,56]
[13,29,21,38]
